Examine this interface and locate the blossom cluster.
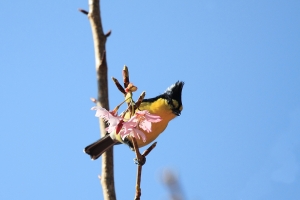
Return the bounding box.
[91,106,161,142]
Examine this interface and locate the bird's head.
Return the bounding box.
[164,81,184,116]
[140,81,184,118]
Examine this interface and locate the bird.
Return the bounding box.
[84,81,184,160]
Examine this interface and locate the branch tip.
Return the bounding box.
[90,97,97,103]
[134,92,146,109]
[78,9,89,15]
[122,66,130,88]
[112,77,126,94]
[105,30,112,37]
[142,142,157,157]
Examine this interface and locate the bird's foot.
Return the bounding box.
[134,156,146,166]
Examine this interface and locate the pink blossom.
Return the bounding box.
[139,120,152,133]
[135,110,162,123]
[118,119,147,142]
[130,127,146,142]
[118,110,162,142]
[131,110,162,132]
[91,106,122,133]
[91,106,162,142]
[119,125,146,142]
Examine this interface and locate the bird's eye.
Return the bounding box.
[167,99,174,109]
[167,99,171,105]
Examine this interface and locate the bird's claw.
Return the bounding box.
[134,156,146,166]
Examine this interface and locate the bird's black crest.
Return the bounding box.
[143,81,184,108]
[164,81,184,106]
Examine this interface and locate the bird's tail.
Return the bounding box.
[84,135,117,160]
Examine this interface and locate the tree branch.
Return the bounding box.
[132,137,157,200]
[82,0,116,199]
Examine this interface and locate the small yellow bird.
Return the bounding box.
[84,81,184,160]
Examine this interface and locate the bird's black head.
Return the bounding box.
[164,81,184,116]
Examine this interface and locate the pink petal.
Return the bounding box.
[139,120,152,133]
[122,121,137,132]
[132,128,146,142]
[120,129,128,141]
[106,126,115,133]
[135,110,162,122]
[91,106,110,118]
[91,106,122,133]
[135,110,147,115]
[126,115,139,123]
[144,113,162,122]
[120,127,147,143]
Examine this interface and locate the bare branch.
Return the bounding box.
[84,0,116,199]
[132,137,157,200]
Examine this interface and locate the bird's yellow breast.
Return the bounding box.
[135,98,177,147]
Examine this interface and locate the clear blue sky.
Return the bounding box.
[1,1,300,200]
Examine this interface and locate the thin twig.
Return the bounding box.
[134,91,146,110]
[105,30,112,37]
[112,77,126,94]
[132,137,157,200]
[135,165,142,200]
[123,65,130,88]
[142,142,157,157]
[79,9,89,15]
[132,137,144,165]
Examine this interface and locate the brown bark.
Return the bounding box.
[82,0,116,199]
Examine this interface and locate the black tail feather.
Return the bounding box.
[84,135,117,160]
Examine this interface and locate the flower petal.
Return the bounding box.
[135,110,162,122]
[91,106,109,118]
[132,128,146,142]
[139,120,152,133]
[91,106,122,133]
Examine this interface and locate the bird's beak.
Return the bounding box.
[172,109,181,116]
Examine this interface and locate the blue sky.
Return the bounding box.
[1,1,300,200]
